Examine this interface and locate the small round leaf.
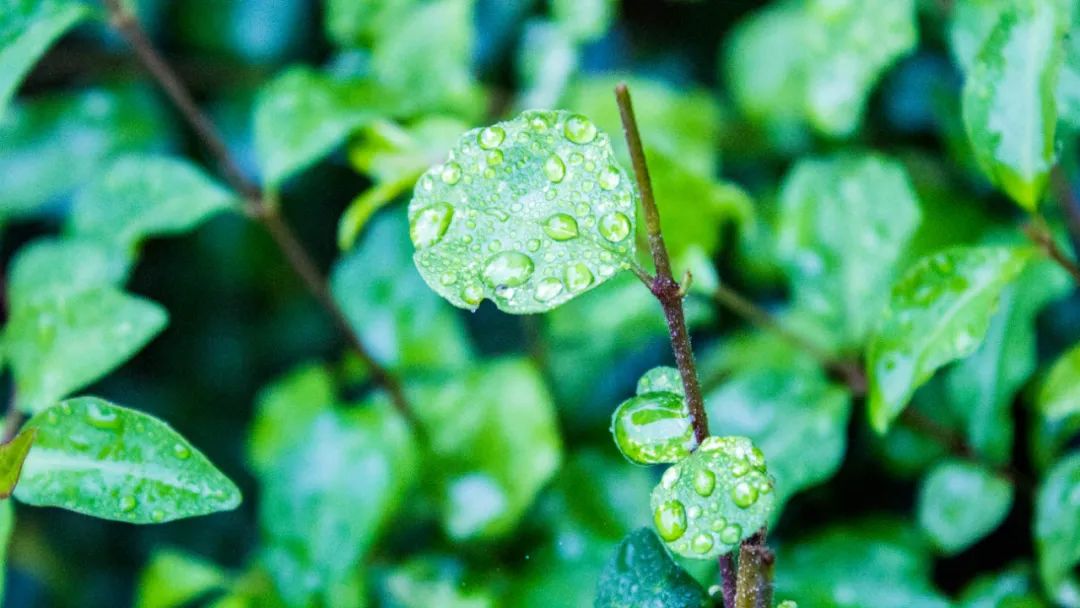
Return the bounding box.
[408,110,637,314]
[637,365,684,396]
[650,436,775,559]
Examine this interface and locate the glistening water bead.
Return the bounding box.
[611,391,695,464]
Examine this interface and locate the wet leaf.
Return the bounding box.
[650,436,775,559]
[14,397,241,523]
[408,109,636,314]
[1038,340,1080,427]
[611,391,694,465]
[867,245,1032,433]
[594,528,708,608]
[1034,451,1080,605]
[0,428,35,498]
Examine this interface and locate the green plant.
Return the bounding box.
[2,0,1080,607]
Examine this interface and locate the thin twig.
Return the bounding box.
[1051,165,1080,259]
[615,83,710,445]
[734,531,775,608]
[1022,220,1080,285]
[101,0,420,430]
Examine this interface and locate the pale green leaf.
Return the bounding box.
[333,210,474,372]
[7,237,128,313]
[917,460,1013,554]
[705,366,851,513]
[949,0,1011,73]
[962,0,1066,210]
[0,0,93,118]
[68,155,238,251]
[370,0,481,119]
[5,286,168,414]
[259,398,417,598]
[550,0,615,42]
[945,258,1070,464]
[778,154,922,348]
[15,397,241,523]
[381,556,495,608]
[1038,340,1080,425]
[650,436,775,559]
[408,109,636,314]
[867,245,1032,433]
[254,66,381,187]
[1035,451,1080,606]
[775,518,949,608]
[408,358,561,540]
[324,0,418,47]
[247,364,335,476]
[594,528,709,608]
[135,548,229,608]
[515,20,577,112]
[0,85,174,219]
[637,366,684,396]
[959,563,1048,608]
[0,427,35,498]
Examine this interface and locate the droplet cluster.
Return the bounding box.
[407,110,637,313]
[649,436,775,559]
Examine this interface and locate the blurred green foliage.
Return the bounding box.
[1,0,1080,607]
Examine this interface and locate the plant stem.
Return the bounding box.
[614,83,710,445]
[734,532,775,608]
[101,0,420,430]
[718,554,738,608]
[1023,219,1080,286]
[1051,164,1080,259]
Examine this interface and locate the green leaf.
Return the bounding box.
[705,365,852,513]
[1035,451,1080,605]
[380,556,495,608]
[0,84,174,219]
[637,366,684,396]
[867,245,1032,433]
[594,528,709,608]
[0,0,93,118]
[778,154,922,348]
[611,391,694,465]
[650,436,775,559]
[1038,340,1080,426]
[1059,0,1080,130]
[962,0,1066,210]
[254,66,381,188]
[945,257,1070,464]
[960,563,1048,608]
[950,0,1011,73]
[724,0,917,137]
[14,397,241,523]
[0,501,13,599]
[333,209,474,372]
[135,548,229,608]
[7,237,128,313]
[324,0,418,47]
[68,155,239,252]
[550,0,615,43]
[917,460,1013,554]
[0,427,35,498]
[409,358,561,540]
[515,20,577,111]
[258,398,417,599]
[247,363,336,476]
[370,0,482,119]
[4,286,168,414]
[775,519,949,608]
[408,109,636,314]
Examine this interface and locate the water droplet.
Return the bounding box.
[612,393,693,464]
[478,126,505,149]
[563,114,598,144]
[731,481,758,508]
[486,149,504,166]
[119,495,137,513]
[529,113,552,132]
[86,403,121,430]
[749,447,767,469]
[731,461,750,477]
[661,466,681,489]
[699,437,724,452]
[534,277,564,302]
[693,469,716,497]
[564,263,594,292]
[150,509,165,523]
[691,533,714,554]
[440,272,457,285]
[481,252,535,289]
[598,166,621,190]
[461,284,483,306]
[598,211,631,242]
[440,162,462,184]
[542,213,579,241]
[720,523,742,545]
[526,239,541,252]
[710,517,727,532]
[543,154,566,183]
[410,202,454,248]
[173,443,191,459]
[419,176,434,192]
[654,500,688,541]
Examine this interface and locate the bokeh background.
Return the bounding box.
[4,0,1080,606]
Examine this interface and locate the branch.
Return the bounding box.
[718,554,738,608]
[733,531,775,608]
[1051,164,1080,257]
[615,83,710,445]
[1022,219,1080,285]
[101,0,420,431]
